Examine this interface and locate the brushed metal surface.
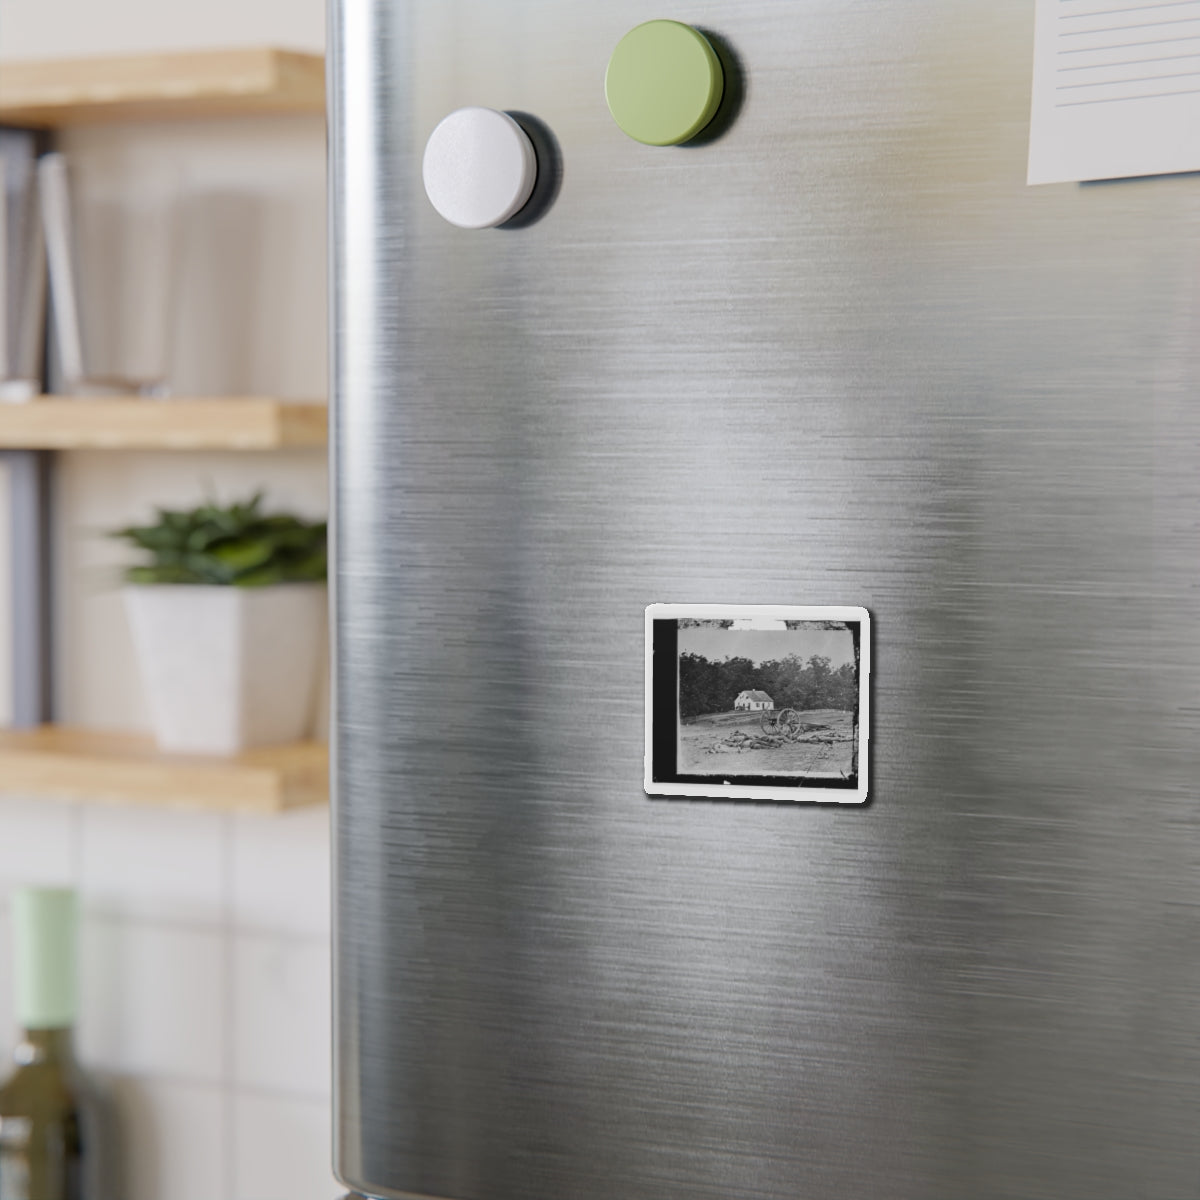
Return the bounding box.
[330,2,1200,1197]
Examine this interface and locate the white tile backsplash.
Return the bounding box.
[232,1093,337,1200]
[0,796,77,887]
[81,804,225,924]
[233,934,330,1098]
[108,1077,226,1200]
[78,916,224,1082]
[0,802,333,1197]
[232,805,330,936]
[0,813,335,1198]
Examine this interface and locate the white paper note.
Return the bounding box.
[1028,0,1200,184]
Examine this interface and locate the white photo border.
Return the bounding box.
[644,604,871,804]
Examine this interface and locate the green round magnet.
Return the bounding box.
[605,20,724,147]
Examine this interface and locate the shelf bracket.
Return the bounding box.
[2,448,53,727]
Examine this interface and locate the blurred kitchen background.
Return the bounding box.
[0,0,333,1197]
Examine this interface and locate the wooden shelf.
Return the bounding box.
[0,48,324,127]
[0,726,327,813]
[0,397,327,450]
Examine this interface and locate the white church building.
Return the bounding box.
[734,690,774,712]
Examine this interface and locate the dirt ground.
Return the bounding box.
[679,708,856,778]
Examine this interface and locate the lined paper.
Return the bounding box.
[1028,0,1200,183]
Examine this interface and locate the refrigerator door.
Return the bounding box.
[329,2,1200,1198]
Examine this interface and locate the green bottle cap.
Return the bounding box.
[12,887,78,1029]
[605,20,724,147]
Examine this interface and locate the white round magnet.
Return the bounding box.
[422,107,538,230]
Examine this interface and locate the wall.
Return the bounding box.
[0,0,324,61]
[1,2,336,1198]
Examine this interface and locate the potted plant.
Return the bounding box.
[112,494,327,756]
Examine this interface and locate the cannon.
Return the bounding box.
[759,708,829,742]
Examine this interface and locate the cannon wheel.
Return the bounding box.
[761,708,802,738]
[777,709,803,740]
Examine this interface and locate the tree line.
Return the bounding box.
[679,653,857,721]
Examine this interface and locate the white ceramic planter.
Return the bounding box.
[124,583,326,756]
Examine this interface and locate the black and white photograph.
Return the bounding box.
[645,605,870,803]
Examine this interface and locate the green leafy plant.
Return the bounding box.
[112,494,327,587]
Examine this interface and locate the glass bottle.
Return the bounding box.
[0,888,89,1200]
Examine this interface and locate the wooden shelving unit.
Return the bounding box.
[0,397,327,450]
[0,726,327,813]
[0,49,331,812]
[0,48,325,127]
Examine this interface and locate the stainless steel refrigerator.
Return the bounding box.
[328,2,1200,1197]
